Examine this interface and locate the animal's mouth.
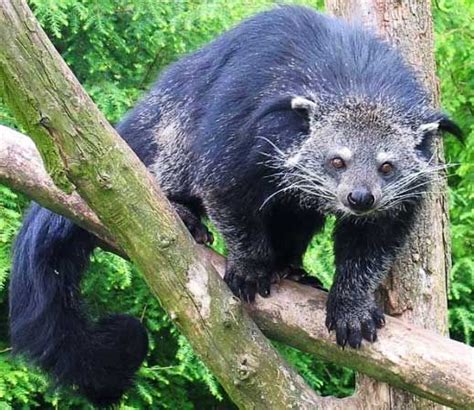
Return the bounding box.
[346,208,375,216]
[351,209,372,215]
[337,202,381,217]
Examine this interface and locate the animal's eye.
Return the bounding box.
[379,162,394,175]
[330,157,346,169]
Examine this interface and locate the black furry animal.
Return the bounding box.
[9,6,461,406]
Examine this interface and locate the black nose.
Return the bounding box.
[347,189,375,212]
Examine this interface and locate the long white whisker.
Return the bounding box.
[384,166,444,198]
[259,186,294,210]
[259,180,335,211]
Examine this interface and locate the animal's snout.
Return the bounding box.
[347,188,375,212]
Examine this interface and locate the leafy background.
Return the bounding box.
[0,0,472,408]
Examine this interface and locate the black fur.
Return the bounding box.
[10,5,460,404]
[9,205,148,405]
[326,205,417,347]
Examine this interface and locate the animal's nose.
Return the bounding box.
[347,188,375,212]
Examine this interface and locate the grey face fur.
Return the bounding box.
[265,96,443,217]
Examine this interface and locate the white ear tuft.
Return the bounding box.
[418,122,440,133]
[291,96,317,113]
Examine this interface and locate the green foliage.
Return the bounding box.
[275,342,355,398]
[0,0,472,408]
[304,217,336,289]
[434,0,474,344]
[0,188,27,302]
[0,358,49,408]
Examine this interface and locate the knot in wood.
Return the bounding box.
[236,354,258,381]
[157,235,175,248]
[169,311,178,321]
[39,116,50,127]
[96,172,113,189]
[222,296,242,327]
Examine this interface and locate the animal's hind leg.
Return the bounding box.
[282,266,326,290]
[170,201,213,245]
[268,209,326,290]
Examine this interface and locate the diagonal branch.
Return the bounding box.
[1,125,473,409]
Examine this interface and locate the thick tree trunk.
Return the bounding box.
[325,1,450,409]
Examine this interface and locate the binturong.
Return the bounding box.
[9,5,461,406]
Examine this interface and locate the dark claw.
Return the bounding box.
[224,262,272,303]
[173,202,213,245]
[325,315,334,331]
[361,320,377,342]
[259,288,270,297]
[347,322,362,348]
[373,309,386,328]
[241,279,257,303]
[257,277,271,298]
[190,223,214,245]
[326,292,384,348]
[335,322,348,347]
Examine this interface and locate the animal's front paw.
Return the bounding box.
[325,294,385,348]
[187,219,214,245]
[172,202,213,245]
[224,260,272,303]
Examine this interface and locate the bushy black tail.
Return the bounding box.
[9,204,148,406]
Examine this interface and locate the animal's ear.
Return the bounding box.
[438,118,463,141]
[415,115,463,151]
[249,95,317,126]
[416,116,463,141]
[291,96,317,119]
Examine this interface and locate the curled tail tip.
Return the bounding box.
[80,315,149,406]
[9,205,148,405]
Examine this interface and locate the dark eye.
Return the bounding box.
[330,157,346,169]
[379,162,394,175]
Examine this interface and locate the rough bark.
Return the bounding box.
[0,126,120,254]
[325,1,451,409]
[1,126,473,409]
[0,2,327,408]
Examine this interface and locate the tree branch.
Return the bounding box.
[1,125,473,409]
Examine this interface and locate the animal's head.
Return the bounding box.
[259,95,461,217]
